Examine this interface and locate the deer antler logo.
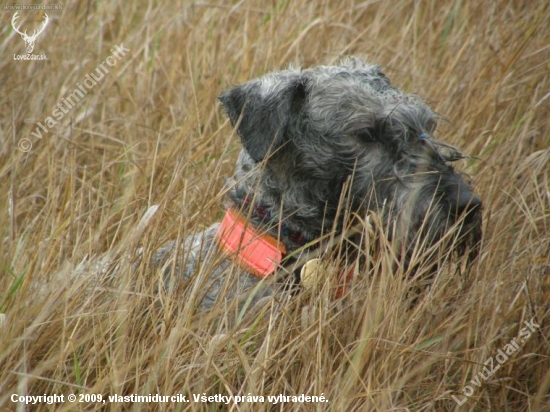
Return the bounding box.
[12,11,49,54]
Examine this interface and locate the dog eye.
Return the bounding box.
[355,129,375,142]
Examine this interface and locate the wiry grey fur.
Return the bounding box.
[151,57,482,311]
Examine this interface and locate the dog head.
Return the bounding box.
[219,57,482,266]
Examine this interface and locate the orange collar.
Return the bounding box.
[216,208,287,278]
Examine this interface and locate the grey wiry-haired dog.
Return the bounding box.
[152,57,482,310]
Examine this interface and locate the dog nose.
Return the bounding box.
[452,189,482,224]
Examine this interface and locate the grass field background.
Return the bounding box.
[1,0,549,410]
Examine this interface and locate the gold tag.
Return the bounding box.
[300,258,323,288]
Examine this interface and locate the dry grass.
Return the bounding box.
[1,0,549,410]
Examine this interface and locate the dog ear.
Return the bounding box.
[219,76,307,162]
